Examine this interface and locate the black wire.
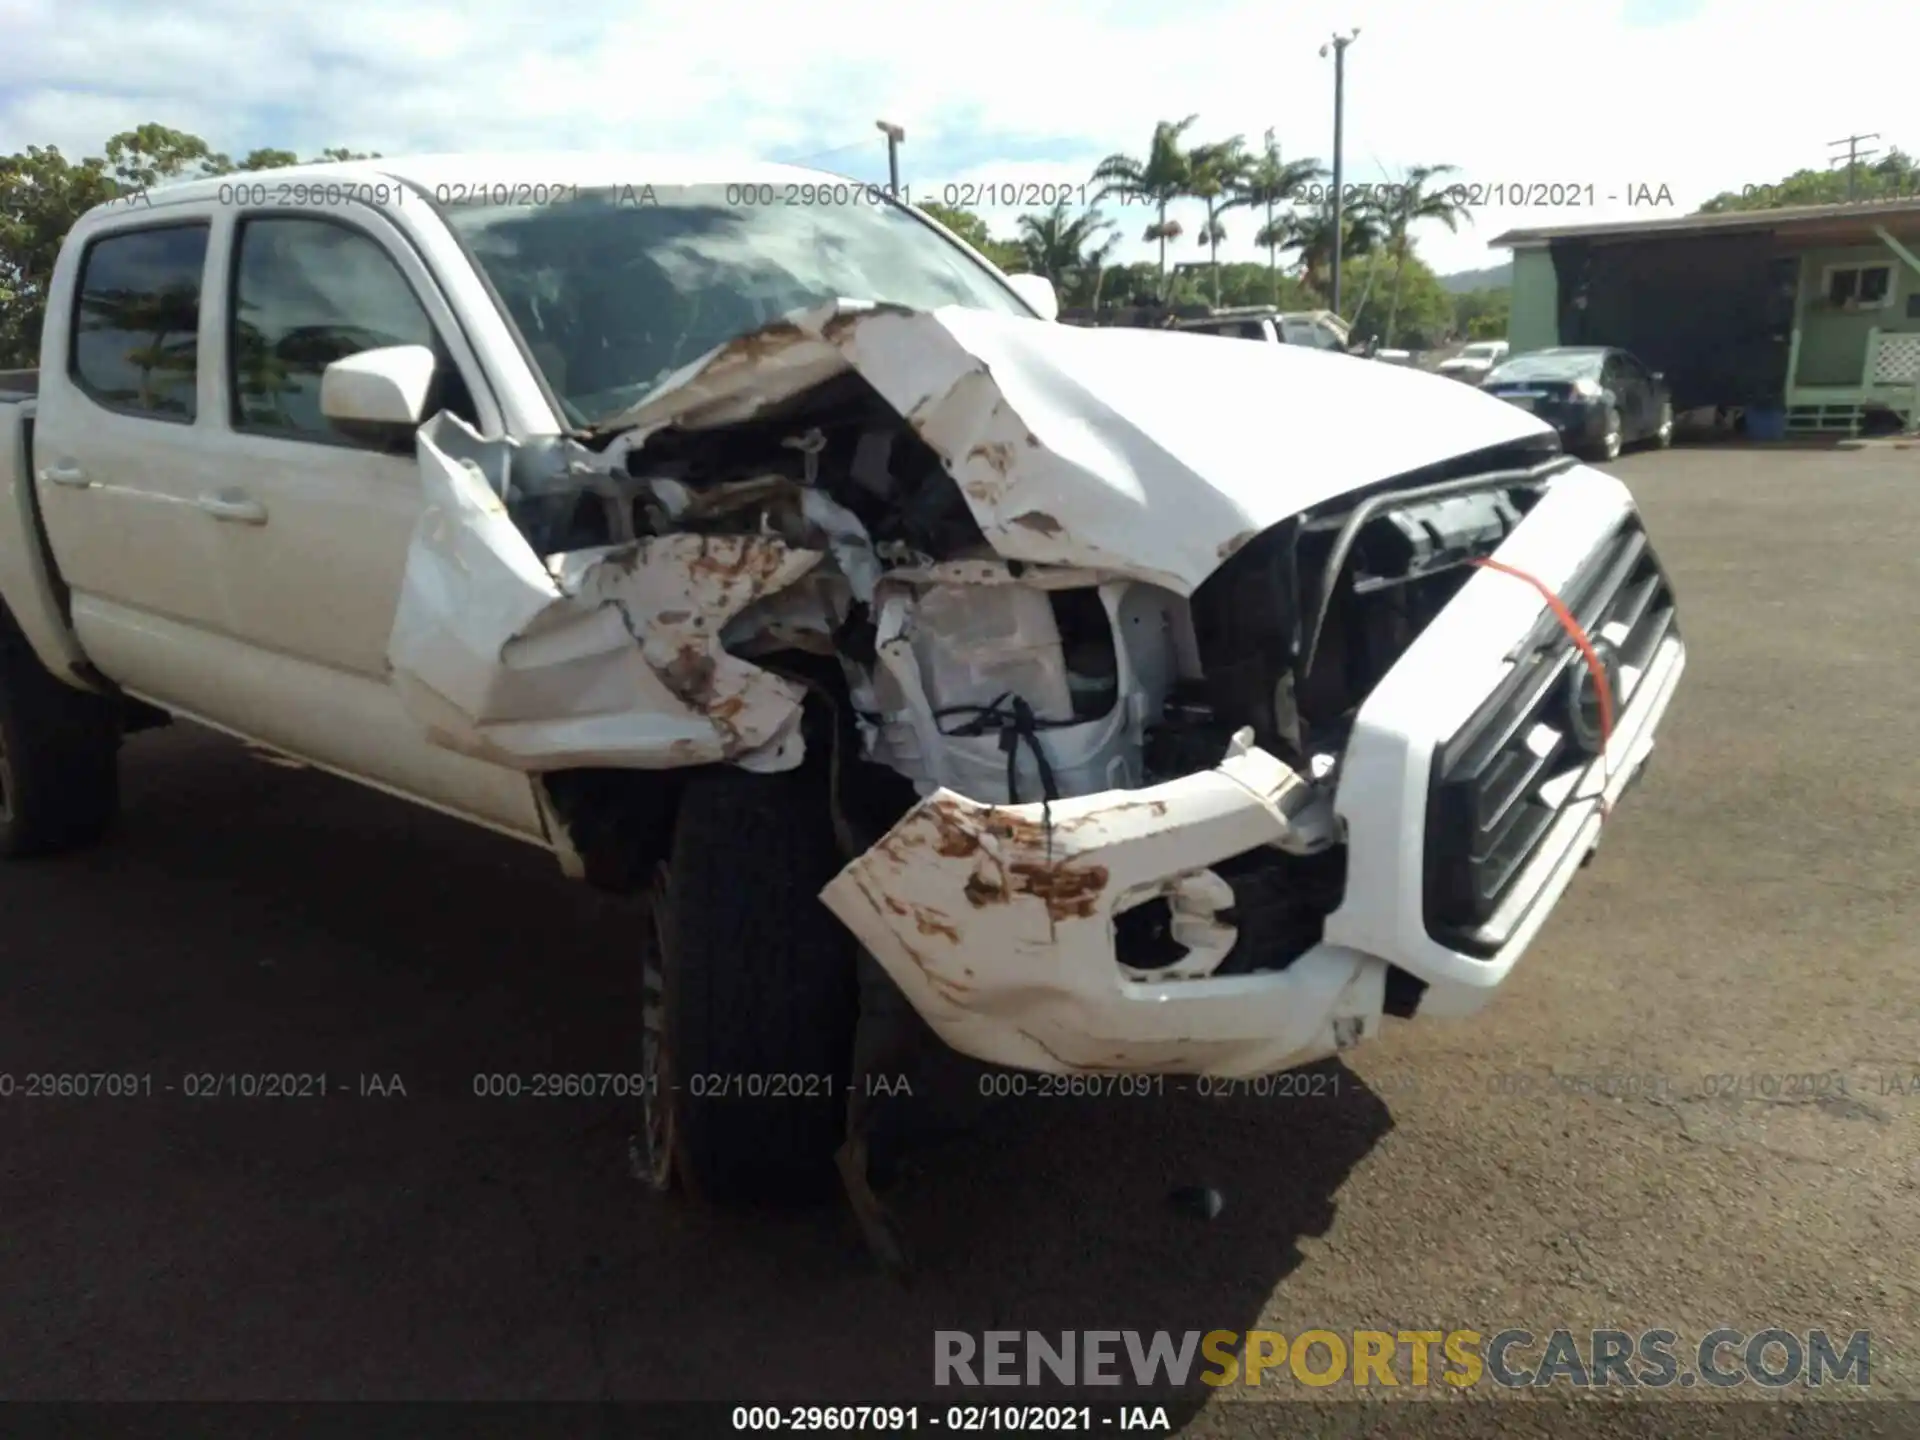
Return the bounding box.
[932,692,1073,855]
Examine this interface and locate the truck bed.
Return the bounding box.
[0,369,38,400]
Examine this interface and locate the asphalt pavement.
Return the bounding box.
[0,443,1914,1422]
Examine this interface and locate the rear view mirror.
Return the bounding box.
[321,344,436,444]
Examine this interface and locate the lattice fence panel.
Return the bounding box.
[1870,332,1920,385]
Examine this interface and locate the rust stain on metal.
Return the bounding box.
[686,535,789,587]
[1217,528,1259,561]
[711,320,807,364]
[912,906,960,943]
[968,439,1016,476]
[656,609,691,625]
[916,796,985,858]
[820,302,913,344]
[962,854,1108,923]
[882,795,1108,924]
[661,644,718,705]
[963,870,1006,908]
[1007,860,1109,921]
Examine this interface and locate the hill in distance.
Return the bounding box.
[1437,261,1512,294]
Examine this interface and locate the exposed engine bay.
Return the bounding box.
[388,298,1571,1018]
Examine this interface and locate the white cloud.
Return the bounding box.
[2,0,1915,277]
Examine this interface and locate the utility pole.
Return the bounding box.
[875,120,905,197]
[1828,133,1881,201]
[1320,29,1360,317]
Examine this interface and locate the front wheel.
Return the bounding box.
[1652,401,1674,448]
[637,763,859,1202]
[1592,407,1623,463]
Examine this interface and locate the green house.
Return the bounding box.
[1492,200,1920,435]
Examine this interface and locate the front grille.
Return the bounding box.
[1423,512,1678,954]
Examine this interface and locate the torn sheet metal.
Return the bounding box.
[388,413,820,770]
[818,737,1383,1077]
[593,299,1555,596]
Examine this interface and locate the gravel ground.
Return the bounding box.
[0,443,1913,1427]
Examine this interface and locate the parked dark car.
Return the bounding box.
[1479,346,1673,462]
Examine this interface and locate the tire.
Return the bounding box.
[638,761,859,1202]
[0,627,121,859]
[1593,407,1623,463]
[1653,401,1674,449]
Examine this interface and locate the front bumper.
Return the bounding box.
[820,465,1685,1078]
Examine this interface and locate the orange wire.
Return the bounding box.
[1469,555,1614,819]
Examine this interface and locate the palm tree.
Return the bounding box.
[1344,188,1401,330]
[1239,134,1325,304]
[1089,115,1200,298]
[1283,192,1385,303]
[1015,201,1115,298]
[1186,137,1252,305]
[1378,164,1470,347]
[1081,232,1122,310]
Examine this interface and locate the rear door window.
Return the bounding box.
[70,224,211,421]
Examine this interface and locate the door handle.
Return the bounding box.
[197,491,269,525]
[38,462,90,488]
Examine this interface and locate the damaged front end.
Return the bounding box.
[389,298,1682,1079]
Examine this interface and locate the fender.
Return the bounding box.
[0,396,110,692]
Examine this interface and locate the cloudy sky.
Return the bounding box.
[2,0,1912,277]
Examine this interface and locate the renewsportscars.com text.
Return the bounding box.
[934,1328,1871,1390]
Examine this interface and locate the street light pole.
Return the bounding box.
[1320,29,1359,318]
[875,120,905,196]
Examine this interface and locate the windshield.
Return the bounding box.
[443,185,1032,427]
[1460,344,1503,361]
[1486,351,1602,384]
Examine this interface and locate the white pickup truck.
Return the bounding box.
[0,153,1685,1209]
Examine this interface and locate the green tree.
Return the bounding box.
[1015,200,1114,299]
[1697,147,1919,211]
[917,201,1024,272]
[918,201,993,249]
[0,146,118,365]
[1206,261,1318,309]
[1453,286,1510,341]
[1282,191,1384,302]
[1238,136,1324,305]
[1089,115,1199,297]
[2,128,390,366]
[1345,252,1452,350]
[1186,136,1252,305]
[102,124,237,187]
[1376,164,1469,347]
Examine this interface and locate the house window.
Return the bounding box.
[1823,263,1894,311]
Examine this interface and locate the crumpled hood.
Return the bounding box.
[596,300,1556,594]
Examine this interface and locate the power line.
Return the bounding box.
[769,138,875,169]
[1827,133,1881,201]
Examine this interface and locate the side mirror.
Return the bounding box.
[320,344,436,444]
[1004,273,1059,322]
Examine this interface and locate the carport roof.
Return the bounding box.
[1490,196,1920,248]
